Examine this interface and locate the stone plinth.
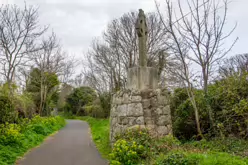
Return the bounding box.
[110,88,172,144]
[127,67,158,90]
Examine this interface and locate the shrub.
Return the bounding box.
[115,128,152,146]
[84,104,104,118]
[0,123,23,146]
[0,116,65,165]
[171,72,248,139]
[153,135,181,154]
[99,92,111,118]
[110,139,146,165]
[185,138,248,156]
[110,128,153,164]
[0,95,16,124]
[65,86,97,115]
[170,88,209,140]
[155,152,198,165]
[14,92,35,118]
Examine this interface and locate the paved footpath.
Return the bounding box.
[17,120,108,165]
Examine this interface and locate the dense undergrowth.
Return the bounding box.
[110,128,248,165]
[77,116,248,165]
[0,116,65,165]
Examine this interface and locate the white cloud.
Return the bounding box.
[2,0,248,59]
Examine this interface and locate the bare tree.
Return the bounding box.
[219,53,248,78]
[32,33,65,74]
[73,72,84,87]
[83,11,176,93]
[157,0,237,136]
[60,54,78,84]
[30,33,64,115]
[0,4,47,89]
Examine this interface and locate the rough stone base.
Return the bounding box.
[110,88,172,144]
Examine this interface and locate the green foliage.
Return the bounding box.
[13,92,36,118]
[72,116,247,165]
[99,92,111,118]
[0,95,15,124]
[26,68,59,93]
[184,138,248,156]
[153,135,181,154]
[115,128,152,146]
[0,123,23,146]
[155,152,198,165]
[111,128,153,165]
[0,116,65,165]
[84,104,104,118]
[64,88,111,119]
[171,72,248,140]
[110,139,146,165]
[155,151,248,165]
[208,72,248,137]
[26,68,60,116]
[65,86,97,115]
[171,88,208,140]
[0,84,17,124]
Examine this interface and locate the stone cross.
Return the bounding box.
[136,9,148,67]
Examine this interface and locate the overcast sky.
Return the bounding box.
[1,0,248,59]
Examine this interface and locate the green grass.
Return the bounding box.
[155,151,248,165]
[65,115,248,164]
[77,116,111,159]
[182,138,248,157]
[0,116,65,165]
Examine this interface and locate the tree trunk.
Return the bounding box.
[186,81,204,139]
[202,67,215,135]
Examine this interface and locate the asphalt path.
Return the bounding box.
[17,120,108,165]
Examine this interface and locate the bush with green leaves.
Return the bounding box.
[0,116,65,165]
[99,92,111,118]
[155,152,197,165]
[110,139,146,165]
[65,86,97,115]
[171,72,248,140]
[26,68,60,116]
[153,135,181,154]
[170,88,208,140]
[208,72,248,138]
[110,128,153,165]
[184,138,248,156]
[14,92,36,118]
[84,104,104,118]
[0,95,16,124]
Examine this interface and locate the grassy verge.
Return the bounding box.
[153,137,248,165]
[0,116,65,165]
[76,116,111,159]
[64,115,248,164]
[155,151,248,165]
[110,128,248,165]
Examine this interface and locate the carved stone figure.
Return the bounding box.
[136,9,148,67]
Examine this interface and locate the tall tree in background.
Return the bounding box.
[219,53,248,78]
[30,33,63,115]
[0,4,47,90]
[83,11,178,93]
[26,68,59,116]
[157,0,237,137]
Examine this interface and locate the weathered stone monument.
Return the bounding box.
[110,9,172,144]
